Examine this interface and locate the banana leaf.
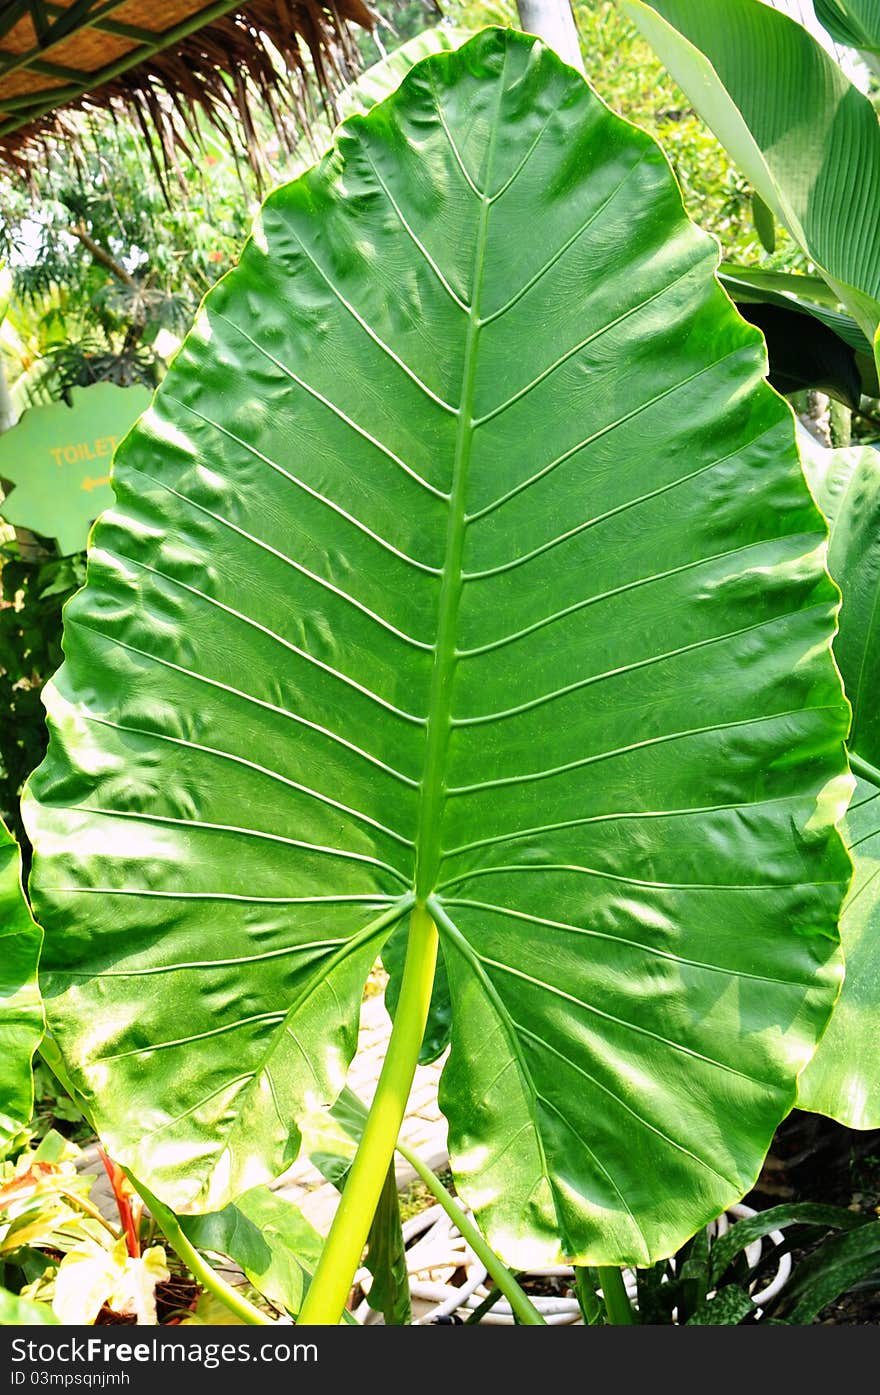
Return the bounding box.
[625,0,880,352]
[814,0,880,56]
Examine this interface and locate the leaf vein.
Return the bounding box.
[448,708,839,796]
[437,897,815,986]
[464,416,780,542]
[212,313,449,501]
[66,625,420,791]
[90,558,426,726]
[479,955,775,1088]
[161,393,442,574]
[478,148,650,325]
[75,710,416,845]
[124,463,433,651]
[454,608,823,726]
[359,143,470,310]
[473,256,704,426]
[65,804,410,885]
[439,794,802,859]
[283,227,458,413]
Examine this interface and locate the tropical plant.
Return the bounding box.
[813,0,880,63]
[0,550,85,847]
[621,0,880,1134]
[0,815,42,1158]
[0,118,250,410]
[18,27,852,1328]
[0,1129,195,1326]
[795,432,880,1127]
[635,1199,880,1324]
[623,0,880,370]
[185,1085,880,1324]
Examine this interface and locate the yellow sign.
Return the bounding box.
[0,383,151,553]
[48,438,118,469]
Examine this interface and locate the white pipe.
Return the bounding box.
[514,0,585,74]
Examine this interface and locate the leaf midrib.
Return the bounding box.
[414,68,506,902]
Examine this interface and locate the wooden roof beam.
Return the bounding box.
[0,2,37,43]
[0,0,246,135]
[43,4,160,44]
[0,0,137,77]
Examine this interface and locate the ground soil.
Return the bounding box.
[94,1273,199,1325]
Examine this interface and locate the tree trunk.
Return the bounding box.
[68,224,137,289]
[515,0,585,74]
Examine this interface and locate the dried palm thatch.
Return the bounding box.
[0,0,376,184]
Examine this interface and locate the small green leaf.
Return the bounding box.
[573,1267,605,1324]
[686,1283,754,1325]
[0,1286,58,1325]
[635,1260,677,1324]
[363,1163,411,1325]
[182,1187,323,1318]
[301,1090,410,1321]
[679,1227,711,1315]
[709,1202,866,1286]
[774,1221,880,1323]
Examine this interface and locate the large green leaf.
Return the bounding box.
[624,0,880,345]
[797,438,880,1126]
[814,0,880,56]
[0,820,43,1157]
[24,28,850,1267]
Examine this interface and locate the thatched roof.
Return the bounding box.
[0,0,375,178]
